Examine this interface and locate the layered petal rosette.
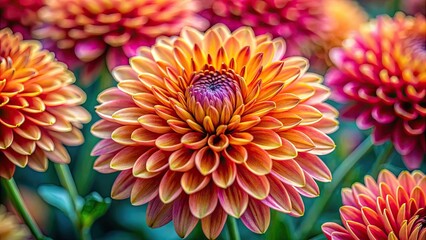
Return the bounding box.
[0,205,29,240]
[200,0,330,57]
[326,13,426,169]
[0,0,43,39]
[322,170,426,240]
[0,29,91,179]
[91,24,337,238]
[34,0,207,84]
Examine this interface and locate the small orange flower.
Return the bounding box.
[322,170,426,240]
[92,24,337,238]
[0,205,29,240]
[0,29,91,179]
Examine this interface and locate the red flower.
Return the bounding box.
[326,13,426,169]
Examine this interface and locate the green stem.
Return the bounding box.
[1,178,45,240]
[54,164,90,240]
[298,136,374,239]
[369,143,394,177]
[390,0,401,14]
[227,217,240,240]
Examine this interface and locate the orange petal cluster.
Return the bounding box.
[92,24,337,239]
[0,205,29,240]
[326,13,426,169]
[322,170,426,240]
[0,29,91,179]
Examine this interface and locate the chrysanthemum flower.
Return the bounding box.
[311,0,368,69]
[0,205,29,240]
[0,0,43,39]
[34,0,207,84]
[326,13,426,169]
[322,170,426,240]
[0,29,90,179]
[91,24,337,238]
[199,0,329,57]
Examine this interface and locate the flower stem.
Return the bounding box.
[298,136,374,239]
[227,217,240,240]
[369,143,394,177]
[1,178,45,240]
[54,164,90,240]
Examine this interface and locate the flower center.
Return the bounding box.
[188,69,240,107]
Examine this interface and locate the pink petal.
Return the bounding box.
[241,199,270,234]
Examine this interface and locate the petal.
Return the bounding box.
[173,195,198,238]
[243,143,272,175]
[295,152,332,182]
[261,176,292,213]
[146,196,173,228]
[250,130,282,150]
[131,177,160,206]
[201,205,227,240]
[155,133,183,151]
[237,166,270,200]
[223,144,248,163]
[169,148,195,172]
[159,170,183,204]
[111,170,135,199]
[212,159,237,188]
[241,199,270,234]
[218,183,249,218]
[195,146,220,176]
[189,184,218,218]
[181,168,211,194]
[271,160,306,187]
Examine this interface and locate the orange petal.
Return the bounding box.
[0,127,13,149]
[279,129,315,151]
[91,119,119,139]
[111,125,139,146]
[181,168,211,194]
[283,183,305,216]
[130,127,160,146]
[110,147,144,170]
[173,195,199,238]
[3,149,28,167]
[267,138,297,160]
[295,152,332,182]
[155,133,183,151]
[218,183,249,218]
[159,170,183,204]
[237,166,270,200]
[133,148,163,178]
[227,132,253,145]
[189,184,218,218]
[244,143,272,175]
[223,145,248,164]
[181,132,208,150]
[169,148,195,172]
[241,199,270,234]
[201,204,227,240]
[91,139,124,156]
[207,134,229,152]
[112,107,146,125]
[250,129,282,150]
[195,146,220,176]
[131,177,160,206]
[296,126,336,155]
[146,150,170,173]
[13,122,41,141]
[296,173,320,198]
[271,160,306,187]
[138,114,171,134]
[262,175,292,213]
[212,159,237,188]
[111,170,135,199]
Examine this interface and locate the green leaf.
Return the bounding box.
[38,185,78,222]
[81,192,111,228]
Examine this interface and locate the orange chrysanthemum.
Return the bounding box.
[92,24,337,238]
[34,0,207,84]
[312,0,368,69]
[326,13,426,169]
[322,170,426,240]
[0,29,91,179]
[0,205,29,240]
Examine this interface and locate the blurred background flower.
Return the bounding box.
[0,28,90,179]
[402,0,426,15]
[0,0,43,39]
[310,0,368,71]
[91,24,337,238]
[322,169,426,240]
[0,205,29,240]
[326,13,426,169]
[199,0,330,58]
[33,0,208,85]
